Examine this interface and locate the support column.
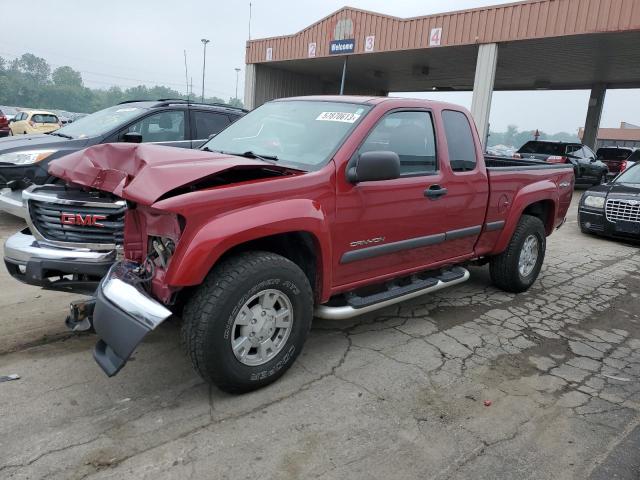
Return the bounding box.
[582,84,606,150]
[243,63,257,110]
[470,43,498,150]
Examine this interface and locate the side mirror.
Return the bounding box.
[7,119,13,124]
[122,132,143,144]
[347,151,401,183]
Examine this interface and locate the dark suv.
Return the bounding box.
[515,140,608,185]
[596,146,639,176]
[0,99,246,217]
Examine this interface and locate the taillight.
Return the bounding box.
[547,155,567,164]
[513,153,522,159]
[620,160,628,172]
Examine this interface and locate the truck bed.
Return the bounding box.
[477,155,575,257]
[484,155,574,171]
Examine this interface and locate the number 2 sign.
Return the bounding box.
[308,42,316,58]
[429,27,442,47]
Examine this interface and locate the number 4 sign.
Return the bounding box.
[429,27,442,47]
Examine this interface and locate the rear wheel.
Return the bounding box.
[182,251,313,393]
[490,215,546,293]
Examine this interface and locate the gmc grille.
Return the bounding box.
[605,199,640,223]
[29,200,125,245]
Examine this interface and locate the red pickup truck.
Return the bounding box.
[47,96,574,393]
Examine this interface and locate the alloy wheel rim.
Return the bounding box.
[518,234,539,278]
[230,288,293,366]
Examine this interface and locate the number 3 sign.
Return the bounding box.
[429,27,442,47]
[364,35,375,52]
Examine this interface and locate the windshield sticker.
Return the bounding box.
[316,112,360,123]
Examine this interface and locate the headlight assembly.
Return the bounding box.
[584,195,605,209]
[0,150,58,165]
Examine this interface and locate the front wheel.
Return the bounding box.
[489,215,546,293]
[181,251,313,393]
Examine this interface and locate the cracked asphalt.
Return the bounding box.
[2,190,640,479]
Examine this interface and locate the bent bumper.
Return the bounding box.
[93,261,172,376]
[4,229,115,293]
[0,188,27,219]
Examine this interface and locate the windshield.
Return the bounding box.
[55,104,147,139]
[596,147,632,160]
[518,141,566,155]
[614,164,640,184]
[202,100,371,170]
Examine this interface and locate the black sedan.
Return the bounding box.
[515,140,608,186]
[579,163,640,240]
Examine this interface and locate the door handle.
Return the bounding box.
[424,184,448,199]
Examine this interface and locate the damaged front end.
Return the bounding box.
[92,260,172,376]
[91,205,182,375]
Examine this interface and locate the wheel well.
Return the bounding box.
[522,200,555,234]
[219,232,321,300]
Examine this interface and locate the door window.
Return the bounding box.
[126,111,185,142]
[358,111,437,175]
[193,111,230,139]
[442,110,477,172]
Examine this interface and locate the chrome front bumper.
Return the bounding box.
[4,229,116,264]
[92,261,172,376]
[0,188,27,219]
[4,229,116,293]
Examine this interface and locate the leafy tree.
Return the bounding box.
[0,53,244,113]
[10,53,51,84]
[52,66,83,87]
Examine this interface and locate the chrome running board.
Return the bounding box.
[315,267,470,320]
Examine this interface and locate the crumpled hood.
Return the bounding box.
[48,143,291,205]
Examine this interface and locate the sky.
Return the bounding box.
[2,0,639,133]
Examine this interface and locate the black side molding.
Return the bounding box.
[340,225,483,264]
[484,220,505,232]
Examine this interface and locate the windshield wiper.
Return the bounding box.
[238,151,279,162]
[48,132,73,139]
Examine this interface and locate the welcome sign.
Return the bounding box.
[329,39,355,54]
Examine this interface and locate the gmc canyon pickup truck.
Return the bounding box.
[5,96,574,393]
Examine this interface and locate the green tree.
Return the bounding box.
[10,53,50,84]
[52,66,83,87]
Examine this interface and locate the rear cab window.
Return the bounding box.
[442,110,477,172]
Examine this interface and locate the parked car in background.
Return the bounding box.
[514,140,608,185]
[596,146,639,177]
[0,109,10,137]
[579,162,640,241]
[0,99,247,218]
[6,96,574,392]
[9,110,61,135]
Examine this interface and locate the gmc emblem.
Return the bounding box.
[60,213,107,227]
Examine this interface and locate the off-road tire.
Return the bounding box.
[489,214,546,293]
[181,251,313,394]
